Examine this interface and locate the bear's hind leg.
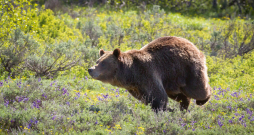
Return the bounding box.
[168,94,191,111]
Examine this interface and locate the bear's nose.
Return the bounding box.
[88,68,93,74]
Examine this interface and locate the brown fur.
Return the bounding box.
[88,36,212,112]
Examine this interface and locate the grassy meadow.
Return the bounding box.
[0,1,254,134]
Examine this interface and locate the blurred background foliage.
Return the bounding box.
[0,0,254,80]
[33,0,254,18]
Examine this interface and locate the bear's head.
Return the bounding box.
[88,48,121,83]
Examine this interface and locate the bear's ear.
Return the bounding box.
[99,49,105,57]
[113,48,121,58]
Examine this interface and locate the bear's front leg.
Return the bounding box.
[140,85,168,113]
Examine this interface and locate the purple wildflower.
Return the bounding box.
[84,93,87,96]
[217,91,222,95]
[205,125,211,129]
[231,92,239,97]
[246,108,252,116]
[16,96,24,102]
[42,93,47,99]
[191,121,197,126]
[229,119,233,124]
[102,94,109,99]
[4,100,9,107]
[218,120,223,127]
[85,76,88,80]
[239,115,244,121]
[62,88,68,95]
[98,97,102,101]
[214,95,219,100]
[76,92,80,97]
[95,121,98,124]
[75,92,80,100]
[116,88,119,93]
[38,77,41,82]
[181,123,186,127]
[32,99,41,109]
[0,81,3,87]
[242,122,246,127]
[192,129,195,131]
[250,117,254,121]
[30,119,33,123]
[16,82,21,87]
[66,102,70,106]
[27,123,32,129]
[23,98,29,102]
[163,130,166,133]
[37,99,41,104]
[32,102,39,109]
[34,120,38,124]
[52,116,56,120]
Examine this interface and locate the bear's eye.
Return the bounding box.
[99,61,107,68]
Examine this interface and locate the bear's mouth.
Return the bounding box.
[90,74,100,79]
[88,69,100,79]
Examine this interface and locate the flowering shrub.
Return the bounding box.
[0,29,38,78]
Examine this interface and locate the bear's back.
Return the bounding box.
[141,36,197,52]
[140,36,204,63]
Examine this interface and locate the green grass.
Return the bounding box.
[1,2,254,134]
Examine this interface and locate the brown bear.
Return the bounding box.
[88,36,211,112]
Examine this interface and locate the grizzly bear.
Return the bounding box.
[88,36,211,112]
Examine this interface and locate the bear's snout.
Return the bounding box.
[88,67,100,78]
[88,68,95,77]
[88,68,93,74]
